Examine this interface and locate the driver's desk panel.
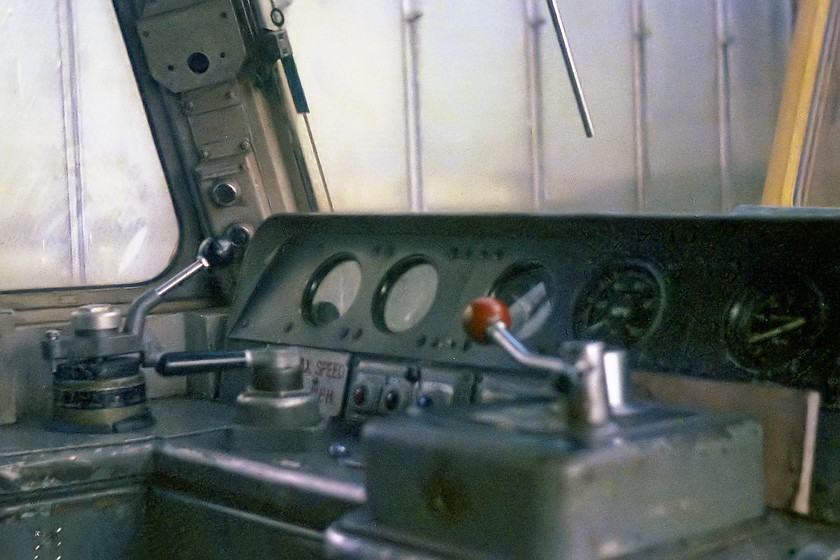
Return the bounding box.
[4,213,840,559]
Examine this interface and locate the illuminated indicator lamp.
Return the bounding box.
[462,296,512,344]
[352,386,367,406]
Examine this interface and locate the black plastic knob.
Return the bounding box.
[197,236,235,268]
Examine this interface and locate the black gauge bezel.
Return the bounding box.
[301,253,362,326]
[571,260,667,347]
[372,256,438,334]
[489,262,554,340]
[724,275,828,372]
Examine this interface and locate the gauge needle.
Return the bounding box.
[748,317,807,344]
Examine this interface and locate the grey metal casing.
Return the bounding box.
[360,403,765,559]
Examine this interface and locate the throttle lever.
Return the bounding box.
[462,296,614,426]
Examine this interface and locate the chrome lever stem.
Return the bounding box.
[486,320,611,426]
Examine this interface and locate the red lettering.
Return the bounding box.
[310,386,334,405]
[313,360,346,380]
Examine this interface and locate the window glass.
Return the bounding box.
[0,0,178,290]
[284,0,791,214]
[282,1,408,212]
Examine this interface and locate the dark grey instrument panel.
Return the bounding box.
[227,213,840,405]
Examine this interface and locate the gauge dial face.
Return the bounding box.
[490,263,553,340]
[725,278,827,370]
[375,258,439,333]
[303,257,362,326]
[572,262,665,347]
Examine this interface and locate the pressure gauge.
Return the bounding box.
[725,277,827,371]
[572,262,665,347]
[374,257,439,333]
[303,255,363,326]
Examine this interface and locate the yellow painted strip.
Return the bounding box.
[762,0,833,206]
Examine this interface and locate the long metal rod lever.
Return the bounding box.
[123,237,234,337]
[156,350,252,376]
[544,0,594,137]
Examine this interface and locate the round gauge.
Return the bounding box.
[374,258,439,333]
[302,256,363,326]
[572,262,665,347]
[725,277,827,371]
[490,263,553,340]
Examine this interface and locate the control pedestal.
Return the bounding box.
[325,297,766,559]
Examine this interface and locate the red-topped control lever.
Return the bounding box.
[462,296,512,344]
[462,296,615,426]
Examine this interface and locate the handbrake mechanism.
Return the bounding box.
[42,237,234,432]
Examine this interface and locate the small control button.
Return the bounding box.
[352,386,367,406]
[383,390,400,410]
[378,377,413,414]
[349,377,383,413]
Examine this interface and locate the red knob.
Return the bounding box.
[462,297,512,344]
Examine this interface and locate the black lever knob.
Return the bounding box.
[197,236,235,268]
[124,236,236,338]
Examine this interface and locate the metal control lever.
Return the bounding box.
[156,348,304,393]
[463,296,617,426]
[158,347,322,430]
[124,236,234,339]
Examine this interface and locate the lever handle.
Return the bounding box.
[155,348,303,393]
[463,296,577,379]
[156,350,249,376]
[462,296,512,344]
[123,236,235,337]
[463,296,613,426]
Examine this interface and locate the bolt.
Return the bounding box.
[199,148,210,159]
[270,8,285,26]
[225,90,235,99]
[182,100,194,112]
[239,139,251,152]
[45,330,61,341]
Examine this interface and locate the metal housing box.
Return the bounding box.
[359,403,764,559]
